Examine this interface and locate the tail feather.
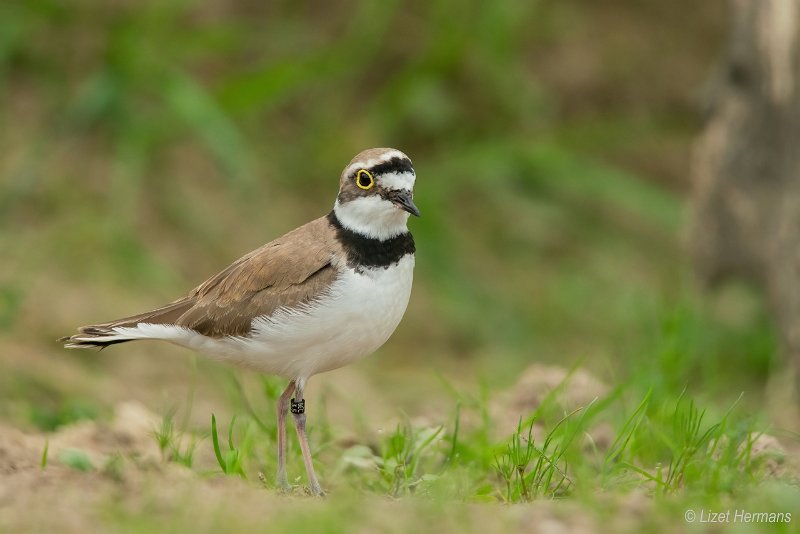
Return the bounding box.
[60,298,195,349]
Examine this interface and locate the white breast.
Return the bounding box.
[184,255,415,380]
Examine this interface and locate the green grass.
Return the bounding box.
[210,413,248,478]
[139,367,793,510]
[63,363,788,534]
[58,448,94,472]
[153,410,198,468]
[40,439,49,469]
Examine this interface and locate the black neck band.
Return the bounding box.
[327,211,415,270]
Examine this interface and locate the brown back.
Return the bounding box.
[87,216,341,338]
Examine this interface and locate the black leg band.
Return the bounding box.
[290,398,305,414]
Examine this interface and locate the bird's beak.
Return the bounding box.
[392,190,421,217]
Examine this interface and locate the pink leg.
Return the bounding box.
[276,381,296,490]
[291,380,324,496]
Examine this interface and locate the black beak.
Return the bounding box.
[391,190,421,217]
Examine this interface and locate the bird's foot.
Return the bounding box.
[306,482,326,498]
[275,471,292,493]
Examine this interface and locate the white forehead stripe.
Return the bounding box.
[344,149,409,177]
[378,171,416,191]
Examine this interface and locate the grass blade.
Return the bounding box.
[211,413,227,474]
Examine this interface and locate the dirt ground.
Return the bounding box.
[0,362,794,533]
[0,366,598,533]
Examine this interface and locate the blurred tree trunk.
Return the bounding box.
[690,0,800,374]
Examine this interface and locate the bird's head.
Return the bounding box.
[333,148,419,240]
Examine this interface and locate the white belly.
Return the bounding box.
[188,255,415,379]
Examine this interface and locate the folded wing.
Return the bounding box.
[62,216,339,347]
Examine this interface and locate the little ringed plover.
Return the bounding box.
[61,147,420,496]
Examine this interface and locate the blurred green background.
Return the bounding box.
[0,0,784,445]
[4,1,799,529]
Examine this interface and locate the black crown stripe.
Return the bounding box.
[351,157,414,179]
[327,211,415,270]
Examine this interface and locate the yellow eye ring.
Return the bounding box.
[356,169,374,190]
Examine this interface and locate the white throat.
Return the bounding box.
[333,197,410,240]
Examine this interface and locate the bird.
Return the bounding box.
[60,147,420,496]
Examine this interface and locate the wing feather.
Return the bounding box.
[177,216,340,337]
[62,215,341,344]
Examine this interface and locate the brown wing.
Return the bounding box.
[175,216,339,337]
[65,216,340,342]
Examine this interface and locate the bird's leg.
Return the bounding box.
[276,380,296,491]
[290,379,324,496]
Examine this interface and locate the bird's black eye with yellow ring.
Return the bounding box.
[356,169,374,190]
